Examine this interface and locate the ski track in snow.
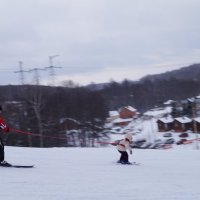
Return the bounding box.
[0,146,200,200]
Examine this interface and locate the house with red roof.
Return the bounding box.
[119,106,137,119]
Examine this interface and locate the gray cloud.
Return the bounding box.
[0,0,200,85]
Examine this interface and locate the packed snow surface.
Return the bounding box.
[1,146,200,200]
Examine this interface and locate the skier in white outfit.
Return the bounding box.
[116,133,133,164]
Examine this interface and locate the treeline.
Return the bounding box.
[100,78,200,112]
[0,85,108,147]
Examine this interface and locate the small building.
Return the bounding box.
[119,106,137,119]
[157,116,174,132]
[173,117,192,132]
[144,107,172,119]
[59,118,80,130]
[193,117,200,133]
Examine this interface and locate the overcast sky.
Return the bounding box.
[0,0,200,86]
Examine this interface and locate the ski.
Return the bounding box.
[115,161,141,166]
[0,164,34,168]
[10,165,34,168]
[131,162,141,166]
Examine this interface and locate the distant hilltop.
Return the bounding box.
[140,63,200,82]
[87,63,200,90]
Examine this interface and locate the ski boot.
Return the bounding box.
[0,160,12,167]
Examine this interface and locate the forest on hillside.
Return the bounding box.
[0,65,200,147]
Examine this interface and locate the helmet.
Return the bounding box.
[125,132,132,141]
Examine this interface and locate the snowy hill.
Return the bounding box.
[1,146,200,200]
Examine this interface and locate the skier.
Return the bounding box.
[116,132,133,164]
[0,105,10,166]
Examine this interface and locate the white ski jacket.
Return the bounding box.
[116,133,132,153]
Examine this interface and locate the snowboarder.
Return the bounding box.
[116,132,133,164]
[0,105,10,166]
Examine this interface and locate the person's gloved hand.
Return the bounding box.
[0,122,9,133]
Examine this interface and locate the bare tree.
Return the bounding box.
[25,86,45,147]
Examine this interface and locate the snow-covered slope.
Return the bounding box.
[1,146,200,200]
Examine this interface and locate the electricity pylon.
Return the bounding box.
[14,61,29,85]
[28,67,46,85]
[45,55,62,86]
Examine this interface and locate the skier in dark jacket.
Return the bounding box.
[0,105,10,166]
